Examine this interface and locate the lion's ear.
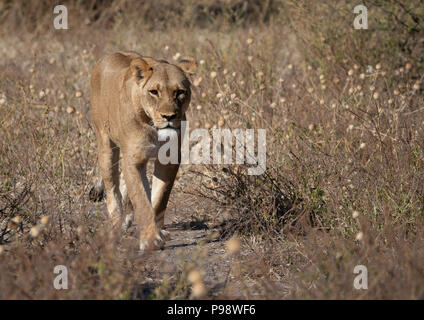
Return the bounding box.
[130,58,153,82]
[177,56,197,75]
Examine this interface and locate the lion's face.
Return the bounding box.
[141,64,191,130]
[129,58,194,130]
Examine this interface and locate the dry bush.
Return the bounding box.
[188,0,424,299]
[206,0,424,299]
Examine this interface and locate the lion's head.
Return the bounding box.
[126,56,196,130]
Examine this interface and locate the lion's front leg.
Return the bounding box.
[121,151,164,251]
[151,160,179,236]
[151,128,181,241]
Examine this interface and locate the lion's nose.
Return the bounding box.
[161,113,177,121]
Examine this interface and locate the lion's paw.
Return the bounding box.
[139,231,166,252]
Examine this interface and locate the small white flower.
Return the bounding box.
[193,77,203,87]
[413,82,420,91]
[191,281,206,298]
[173,52,181,61]
[188,269,203,284]
[30,225,42,238]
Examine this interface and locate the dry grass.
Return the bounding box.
[0,0,423,299]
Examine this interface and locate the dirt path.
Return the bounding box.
[89,163,239,298]
[143,167,236,298]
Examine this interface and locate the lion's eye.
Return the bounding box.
[149,90,159,96]
[176,89,186,98]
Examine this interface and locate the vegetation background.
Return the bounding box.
[0,0,423,299]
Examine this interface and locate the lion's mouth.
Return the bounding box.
[154,122,179,130]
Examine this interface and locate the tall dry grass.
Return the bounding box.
[0,0,423,299]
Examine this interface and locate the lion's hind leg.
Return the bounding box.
[97,136,123,226]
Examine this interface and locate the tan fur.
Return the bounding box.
[90,51,195,251]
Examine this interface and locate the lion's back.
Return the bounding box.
[90,52,138,122]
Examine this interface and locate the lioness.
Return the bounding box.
[89,51,195,251]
